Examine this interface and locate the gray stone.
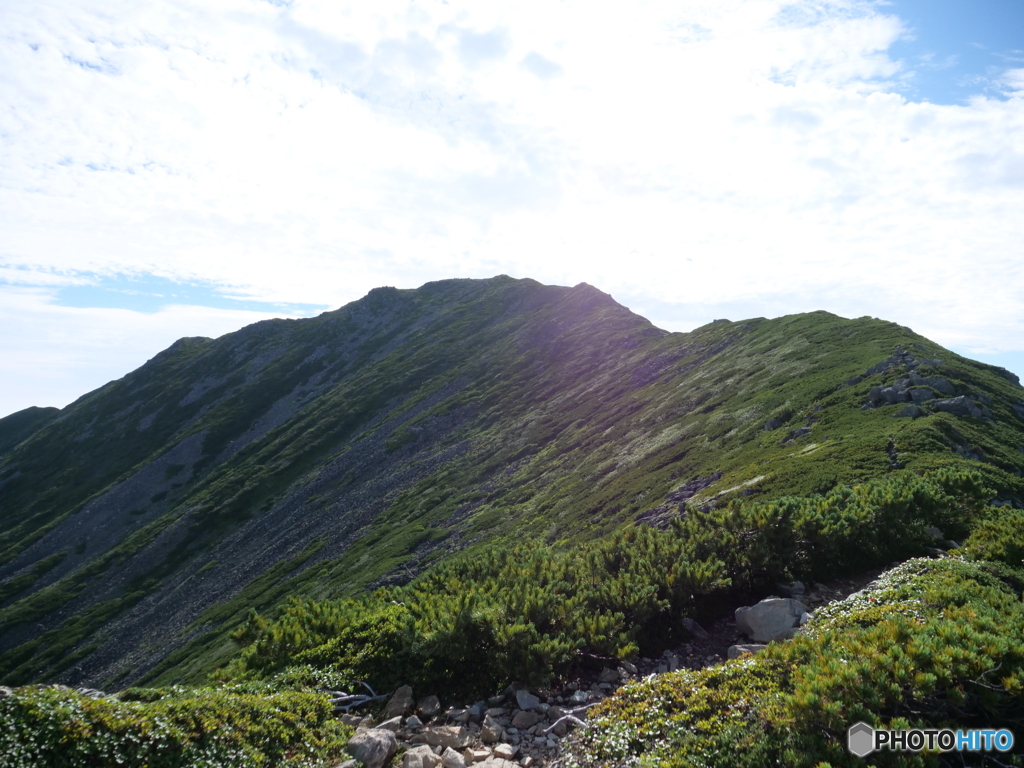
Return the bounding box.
[418,695,442,719]
[481,715,503,744]
[727,644,767,659]
[441,746,466,768]
[881,387,910,404]
[511,710,540,729]
[921,377,955,396]
[597,667,619,683]
[894,404,921,418]
[384,685,415,720]
[378,716,403,732]
[932,396,982,418]
[735,597,807,642]
[493,744,519,760]
[334,761,359,768]
[404,746,442,768]
[682,617,710,638]
[619,659,638,675]
[347,729,399,768]
[568,690,589,705]
[477,760,517,768]
[464,748,491,764]
[791,426,811,438]
[406,715,424,729]
[514,690,541,711]
[910,388,935,404]
[423,726,473,750]
[764,417,785,431]
[467,701,486,722]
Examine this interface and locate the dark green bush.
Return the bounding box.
[227,470,989,699]
[0,684,350,768]
[566,557,1024,768]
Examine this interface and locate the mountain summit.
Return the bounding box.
[1,275,1022,689]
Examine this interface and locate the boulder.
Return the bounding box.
[931,396,982,418]
[511,710,540,729]
[378,716,402,732]
[384,685,415,720]
[347,729,398,768]
[404,745,442,768]
[921,377,955,396]
[727,644,767,659]
[597,667,619,683]
[406,715,424,729]
[418,695,442,719]
[881,387,910,404]
[493,744,519,760]
[480,715,503,744]
[735,597,807,642]
[423,726,473,751]
[894,404,921,418]
[682,617,710,638]
[441,746,466,768]
[910,388,935,404]
[764,417,785,431]
[514,689,541,711]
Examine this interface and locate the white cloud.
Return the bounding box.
[1,0,1024,415]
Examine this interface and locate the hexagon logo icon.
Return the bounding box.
[848,722,875,757]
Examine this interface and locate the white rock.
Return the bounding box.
[493,743,519,760]
[403,745,441,768]
[735,597,807,642]
[441,746,466,768]
[727,644,767,659]
[384,686,416,720]
[347,729,398,768]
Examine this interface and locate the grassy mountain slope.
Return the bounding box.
[1,276,1023,691]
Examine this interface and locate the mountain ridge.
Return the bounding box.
[1,275,1022,691]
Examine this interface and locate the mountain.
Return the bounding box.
[1,275,1022,691]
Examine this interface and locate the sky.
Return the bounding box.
[2,0,1024,417]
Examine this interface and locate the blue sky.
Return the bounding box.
[886,0,1024,104]
[2,0,1023,417]
[56,272,327,315]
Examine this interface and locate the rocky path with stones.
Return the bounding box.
[337,566,894,768]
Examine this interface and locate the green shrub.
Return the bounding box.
[566,558,1024,768]
[0,684,350,768]
[227,471,990,700]
[961,507,1024,571]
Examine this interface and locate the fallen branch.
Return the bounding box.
[324,681,390,713]
[543,702,598,735]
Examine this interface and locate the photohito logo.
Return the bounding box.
[848,722,1014,756]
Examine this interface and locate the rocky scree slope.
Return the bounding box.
[1,275,1023,690]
